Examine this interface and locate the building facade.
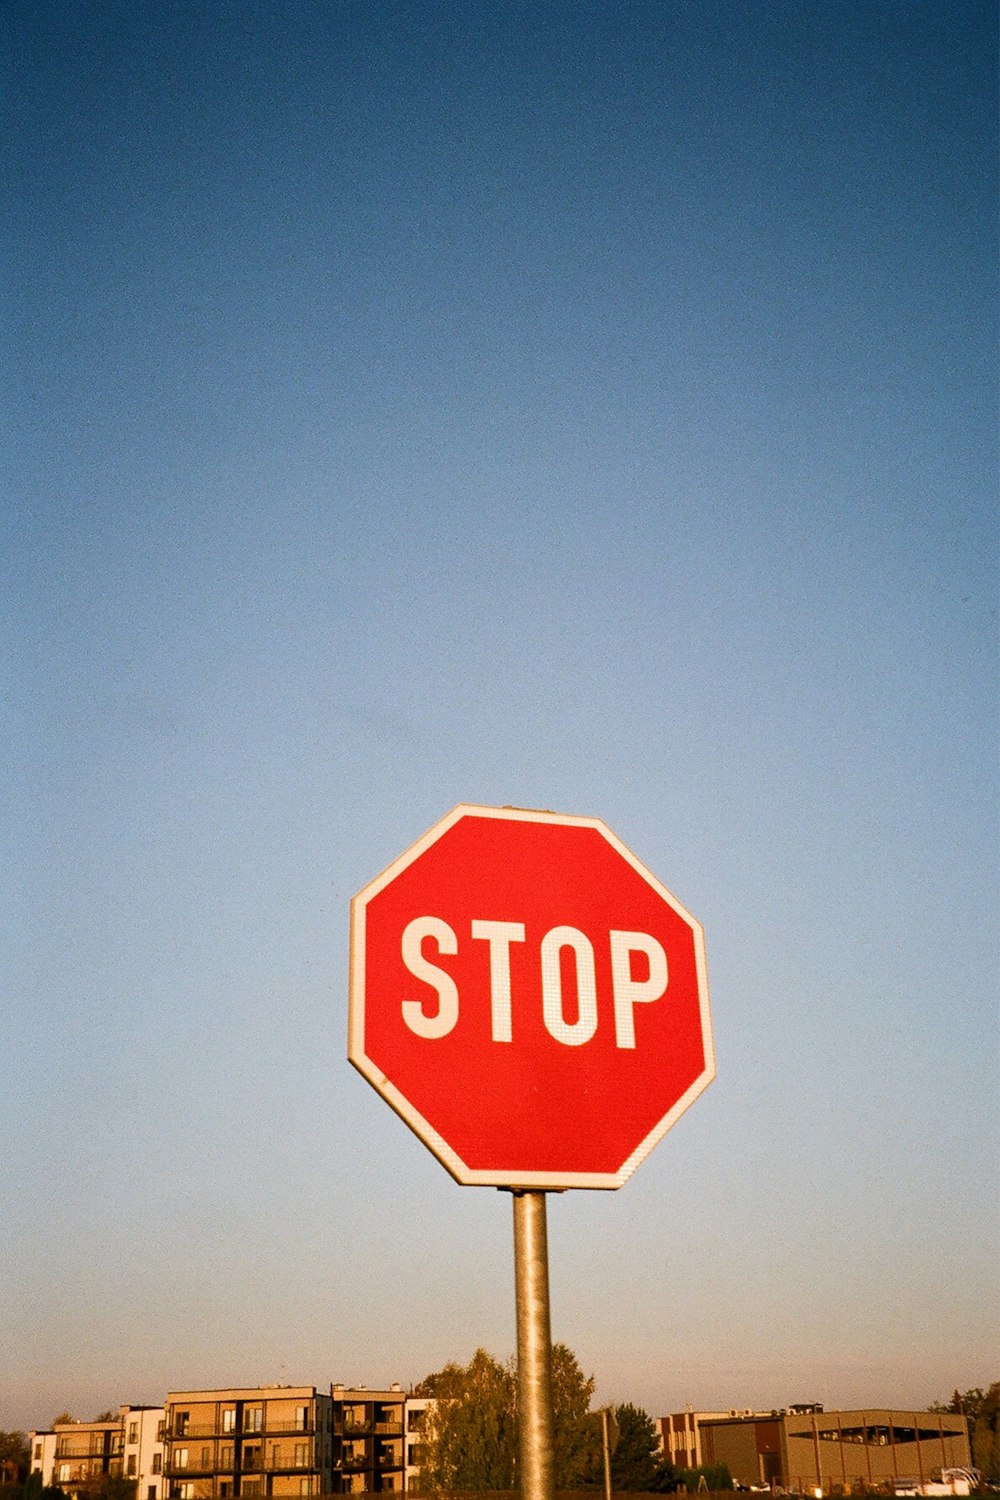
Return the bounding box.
[696,1409,972,1492]
[658,1410,738,1469]
[163,1388,332,1500]
[37,1418,121,1498]
[402,1398,434,1493]
[28,1434,57,1491]
[330,1387,405,1494]
[29,1410,164,1500]
[120,1407,167,1500]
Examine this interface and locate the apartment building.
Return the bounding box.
[163,1388,332,1500]
[28,1434,56,1488]
[330,1387,405,1495]
[29,1409,165,1500]
[46,1417,120,1496]
[119,1408,166,1500]
[402,1398,434,1493]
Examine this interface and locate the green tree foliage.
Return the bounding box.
[0,1432,30,1482]
[413,1342,599,1492]
[973,1383,1000,1481]
[603,1402,662,1491]
[550,1343,600,1485]
[652,1463,735,1493]
[414,1348,516,1491]
[933,1384,1000,1480]
[87,1478,137,1500]
[4,1471,66,1500]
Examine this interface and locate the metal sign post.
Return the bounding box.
[349,805,716,1499]
[601,1407,614,1500]
[512,1189,555,1500]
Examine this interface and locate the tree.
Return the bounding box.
[88,1478,136,1500]
[606,1402,662,1491]
[932,1384,1000,1480]
[413,1342,600,1492]
[414,1348,516,1491]
[49,1419,74,1430]
[550,1343,600,1486]
[968,1383,1000,1482]
[20,1476,66,1500]
[0,1432,30,1483]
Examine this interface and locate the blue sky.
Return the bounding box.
[3,0,997,1432]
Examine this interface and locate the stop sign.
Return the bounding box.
[349,805,714,1189]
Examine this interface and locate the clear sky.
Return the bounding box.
[4,0,997,1435]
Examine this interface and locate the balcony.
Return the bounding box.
[170,1422,313,1441]
[165,1455,318,1478]
[335,1452,368,1473]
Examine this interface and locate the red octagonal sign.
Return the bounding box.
[349,805,714,1189]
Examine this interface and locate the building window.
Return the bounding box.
[242,1483,261,1497]
[177,1483,193,1499]
[148,1487,157,1500]
[58,1466,70,1484]
[243,1409,262,1434]
[129,1425,139,1446]
[219,1447,233,1471]
[175,1450,188,1470]
[293,1446,307,1470]
[222,1411,236,1435]
[176,1415,190,1438]
[152,1455,162,1474]
[295,1408,308,1433]
[127,1457,137,1478]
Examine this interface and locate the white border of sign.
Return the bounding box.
[348,804,715,1190]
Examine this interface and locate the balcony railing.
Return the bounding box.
[170,1421,312,1440]
[165,1462,219,1477]
[166,1460,319,1477]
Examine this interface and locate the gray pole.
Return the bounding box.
[512,1189,555,1500]
[602,1407,613,1500]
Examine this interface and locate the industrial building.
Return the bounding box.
[694,1407,971,1492]
[658,1410,737,1468]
